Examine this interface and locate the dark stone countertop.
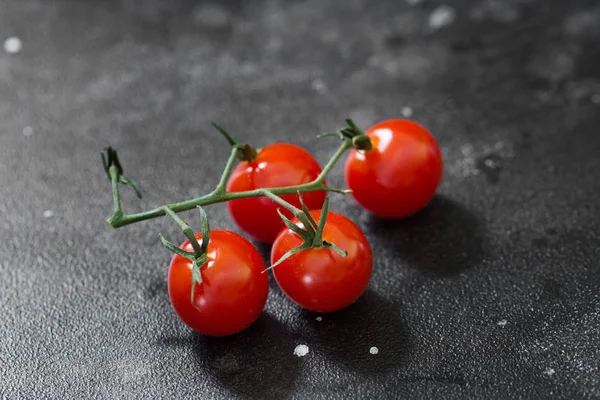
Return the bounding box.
[1,0,599,399]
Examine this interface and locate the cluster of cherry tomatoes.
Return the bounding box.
[167,119,443,336]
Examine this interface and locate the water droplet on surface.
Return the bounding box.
[369,346,379,355]
[401,106,413,118]
[23,126,33,136]
[43,210,54,218]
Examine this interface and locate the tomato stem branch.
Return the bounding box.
[214,146,241,194]
[106,140,354,229]
[109,165,123,220]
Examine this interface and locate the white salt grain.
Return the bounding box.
[294,344,309,357]
[543,368,555,376]
[4,36,22,54]
[316,316,323,322]
[429,5,456,31]
[23,126,33,137]
[497,319,507,326]
[311,79,326,93]
[43,210,54,218]
[369,346,379,355]
[401,106,413,118]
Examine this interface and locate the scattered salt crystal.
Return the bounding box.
[311,79,326,93]
[316,316,322,322]
[294,344,309,357]
[4,36,22,54]
[43,210,54,218]
[543,368,555,376]
[23,126,33,137]
[369,346,379,355]
[497,319,507,326]
[401,106,413,118]
[428,5,456,31]
[484,158,496,168]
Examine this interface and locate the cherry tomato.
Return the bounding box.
[226,143,326,243]
[344,119,443,218]
[271,210,372,312]
[168,230,268,336]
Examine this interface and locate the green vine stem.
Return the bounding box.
[101,120,374,230]
[104,139,355,229]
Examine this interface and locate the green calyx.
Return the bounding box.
[159,206,211,309]
[319,118,373,151]
[265,192,347,272]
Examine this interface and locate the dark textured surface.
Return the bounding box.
[1,0,600,399]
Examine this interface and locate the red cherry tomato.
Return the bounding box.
[226,143,326,243]
[168,230,268,336]
[271,210,372,312]
[344,119,443,218]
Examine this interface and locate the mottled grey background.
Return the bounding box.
[1,0,599,399]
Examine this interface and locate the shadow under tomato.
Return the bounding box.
[158,313,299,399]
[365,195,487,277]
[296,290,411,376]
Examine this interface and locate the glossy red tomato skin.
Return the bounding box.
[271,211,372,313]
[344,119,443,218]
[226,143,326,243]
[168,230,269,336]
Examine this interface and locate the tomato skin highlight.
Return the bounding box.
[168,230,269,336]
[226,143,326,244]
[344,119,443,218]
[271,211,372,313]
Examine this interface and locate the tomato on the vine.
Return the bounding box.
[344,119,443,218]
[168,230,268,336]
[271,210,372,313]
[227,143,326,243]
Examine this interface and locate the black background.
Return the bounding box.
[1,0,599,399]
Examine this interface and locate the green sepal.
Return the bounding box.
[190,256,206,311]
[265,242,313,272]
[197,206,210,254]
[312,197,329,247]
[297,191,318,230]
[323,240,348,257]
[159,234,197,260]
[119,176,142,199]
[163,207,203,256]
[277,208,312,241]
